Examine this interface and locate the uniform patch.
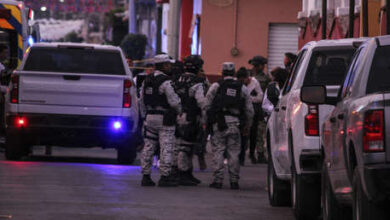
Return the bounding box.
[226,88,237,97]
[145,87,153,95]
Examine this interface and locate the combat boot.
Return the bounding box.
[250,154,257,164]
[158,175,178,187]
[230,182,239,190]
[141,175,156,187]
[171,166,180,183]
[198,154,207,171]
[257,153,267,164]
[178,171,197,186]
[188,171,201,184]
[209,182,222,189]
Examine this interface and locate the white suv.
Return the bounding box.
[4,43,139,164]
[267,38,366,219]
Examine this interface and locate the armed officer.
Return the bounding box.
[140,54,182,187]
[206,62,254,190]
[174,55,206,186]
[249,55,271,164]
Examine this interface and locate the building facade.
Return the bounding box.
[199,0,302,80]
[298,0,389,48]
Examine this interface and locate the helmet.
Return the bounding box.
[248,55,267,66]
[184,55,204,74]
[222,62,235,76]
[171,60,184,77]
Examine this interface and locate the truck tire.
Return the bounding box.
[353,169,386,220]
[322,164,351,220]
[117,139,137,165]
[5,134,28,160]
[268,156,291,206]
[291,167,321,220]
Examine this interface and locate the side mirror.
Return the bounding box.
[300,85,327,104]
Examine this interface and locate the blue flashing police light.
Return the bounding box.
[28,36,34,46]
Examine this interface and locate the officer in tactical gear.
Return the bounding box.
[173,55,206,186]
[206,62,254,190]
[249,55,271,164]
[140,54,182,187]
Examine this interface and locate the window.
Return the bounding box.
[24,47,126,75]
[366,45,390,94]
[314,0,322,10]
[0,30,18,70]
[302,46,356,86]
[340,47,363,98]
[283,49,307,95]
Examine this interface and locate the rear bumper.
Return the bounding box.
[6,113,135,147]
[364,164,390,202]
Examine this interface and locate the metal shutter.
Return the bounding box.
[267,23,299,73]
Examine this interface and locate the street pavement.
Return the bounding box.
[0,146,295,220]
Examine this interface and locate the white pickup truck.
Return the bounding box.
[4,43,139,164]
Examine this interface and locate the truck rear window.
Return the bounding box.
[23,47,126,75]
[367,46,390,94]
[303,47,355,86]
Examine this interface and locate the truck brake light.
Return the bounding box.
[363,110,385,152]
[10,74,19,104]
[123,79,132,108]
[15,117,27,128]
[305,105,319,136]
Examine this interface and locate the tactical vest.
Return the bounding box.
[174,73,204,114]
[143,73,170,109]
[215,79,243,114]
[254,71,271,92]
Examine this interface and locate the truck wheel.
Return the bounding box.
[5,134,28,160]
[291,168,321,220]
[353,169,385,220]
[117,139,137,165]
[322,163,351,220]
[268,157,291,206]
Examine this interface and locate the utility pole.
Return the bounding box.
[362,0,368,37]
[156,4,163,54]
[387,0,390,34]
[167,0,182,59]
[128,0,136,33]
[322,0,327,39]
[349,0,355,37]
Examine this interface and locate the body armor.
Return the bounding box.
[174,73,204,121]
[208,78,244,131]
[143,73,170,109]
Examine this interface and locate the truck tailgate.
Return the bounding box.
[18,71,124,108]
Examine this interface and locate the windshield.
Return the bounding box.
[366,45,390,94]
[24,47,126,75]
[303,47,356,86]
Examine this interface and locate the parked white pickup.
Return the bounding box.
[4,43,139,164]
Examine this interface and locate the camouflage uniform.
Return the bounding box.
[140,70,182,177]
[206,76,254,184]
[176,73,206,172]
[253,70,271,160]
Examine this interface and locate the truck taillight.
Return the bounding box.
[363,110,385,152]
[10,74,19,104]
[15,117,27,128]
[305,105,319,136]
[123,79,132,108]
